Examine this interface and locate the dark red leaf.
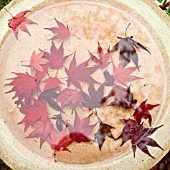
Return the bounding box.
[110,34,150,68]
[94,121,115,150]
[133,100,159,126]
[118,119,163,158]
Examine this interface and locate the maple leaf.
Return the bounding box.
[45,19,71,41]
[82,84,104,109]
[103,85,137,109]
[44,41,71,70]
[18,99,48,132]
[57,88,83,111]
[108,85,137,109]
[65,52,98,89]
[67,112,97,143]
[133,100,159,126]
[4,8,37,39]
[43,77,64,91]
[110,24,150,68]
[30,51,49,74]
[26,118,55,148]
[51,127,73,153]
[118,119,163,158]
[38,88,63,112]
[89,42,110,68]
[94,121,115,150]
[6,72,40,104]
[103,70,115,87]
[113,61,141,86]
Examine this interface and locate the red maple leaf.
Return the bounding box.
[4,8,37,39]
[51,127,73,152]
[57,88,83,111]
[67,112,97,143]
[65,52,98,89]
[118,119,163,158]
[45,19,70,41]
[43,77,64,91]
[113,61,141,86]
[18,99,48,132]
[89,42,110,68]
[133,100,159,126]
[6,72,40,104]
[30,51,49,74]
[82,84,104,109]
[44,41,71,70]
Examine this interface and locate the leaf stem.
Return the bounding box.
[3,7,13,17]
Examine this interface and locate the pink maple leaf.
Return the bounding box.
[18,99,48,132]
[30,51,49,74]
[44,41,71,70]
[113,61,142,86]
[43,77,64,91]
[89,42,110,68]
[65,52,98,89]
[4,8,37,39]
[26,119,54,148]
[57,88,83,111]
[45,19,71,41]
[67,112,97,143]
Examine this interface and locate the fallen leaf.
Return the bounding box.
[6,72,40,105]
[103,70,115,87]
[45,19,70,41]
[113,61,141,86]
[118,119,163,158]
[5,9,37,39]
[108,86,137,109]
[38,88,62,112]
[43,77,64,91]
[30,51,49,74]
[110,29,150,68]
[51,127,73,152]
[94,121,115,150]
[44,41,71,70]
[89,42,110,68]
[133,100,159,126]
[18,99,48,132]
[67,112,97,143]
[65,52,98,89]
[57,88,83,111]
[82,84,104,109]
